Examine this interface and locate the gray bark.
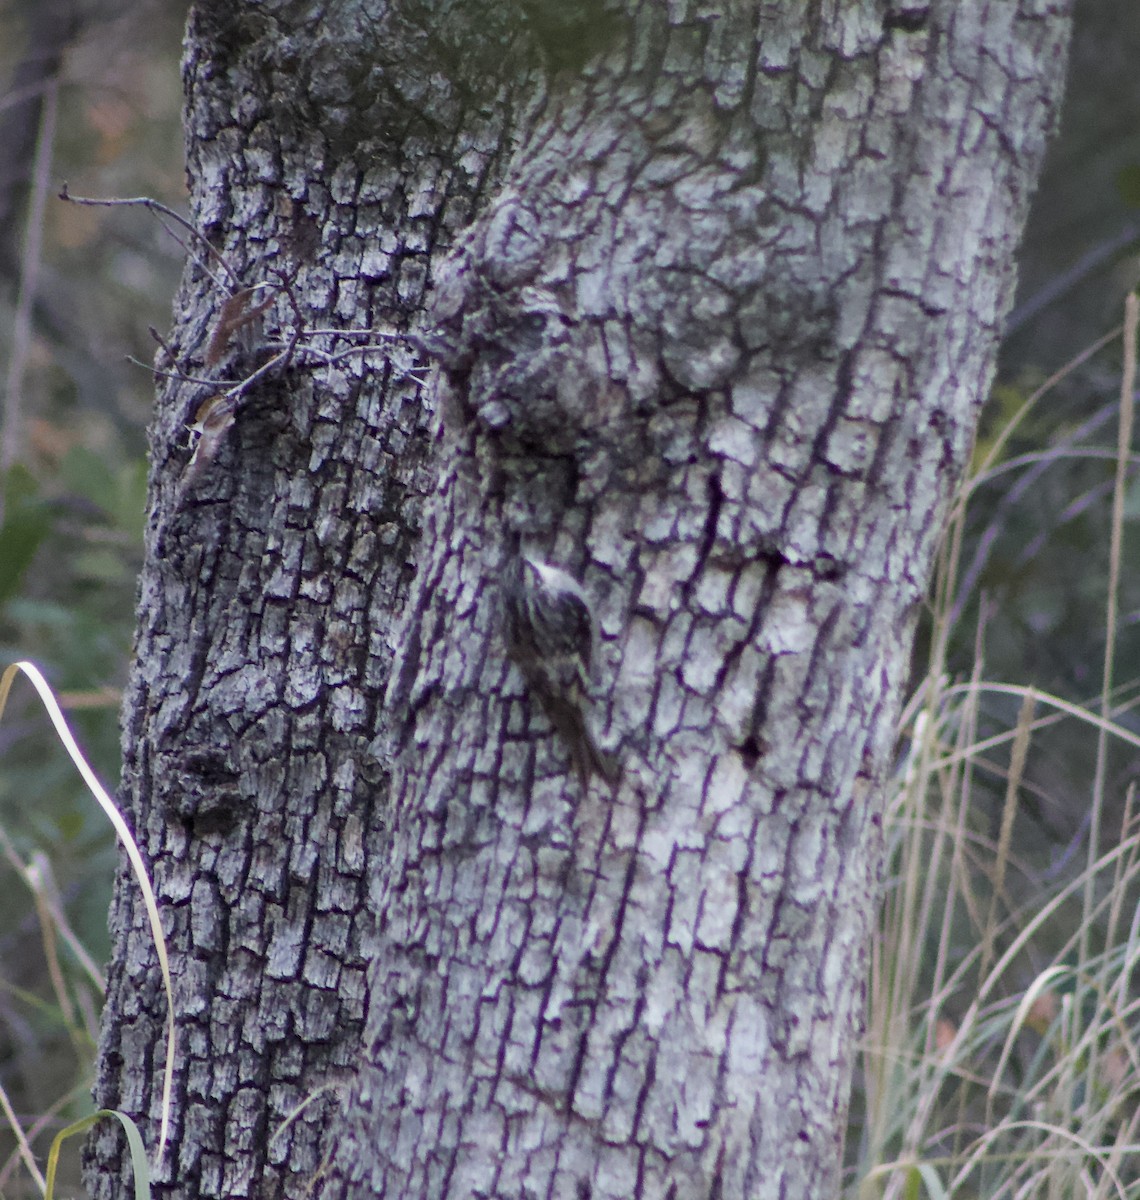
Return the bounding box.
[85,2,520,1194]
[86,4,1072,1200]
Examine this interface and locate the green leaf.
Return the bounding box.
[45,1109,151,1200]
[902,1162,948,1200]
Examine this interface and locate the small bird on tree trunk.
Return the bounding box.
[504,553,619,791]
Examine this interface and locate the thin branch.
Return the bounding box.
[58,183,240,289]
[221,346,291,403]
[131,328,426,393]
[297,325,407,341]
[268,340,429,376]
[126,355,227,388]
[148,324,181,369]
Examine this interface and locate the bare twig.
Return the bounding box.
[267,339,429,377]
[297,325,407,341]
[220,346,291,403]
[58,183,240,290]
[126,355,228,388]
[148,324,181,369]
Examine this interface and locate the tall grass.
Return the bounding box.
[851,302,1140,1199]
[0,663,170,1197]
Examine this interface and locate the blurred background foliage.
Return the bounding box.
[850,2,1140,1190]
[949,0,1140,913]
[0,0,184,1181]
[1,0,1140,1191]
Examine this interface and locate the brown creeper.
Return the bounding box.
[504,553,618,790]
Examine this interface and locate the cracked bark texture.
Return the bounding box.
[86,3,1072,1200]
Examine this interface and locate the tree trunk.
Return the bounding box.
[85,4,1072,1199]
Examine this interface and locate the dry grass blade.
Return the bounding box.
[0,1076,46,1192]
[0,662,176,1170]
